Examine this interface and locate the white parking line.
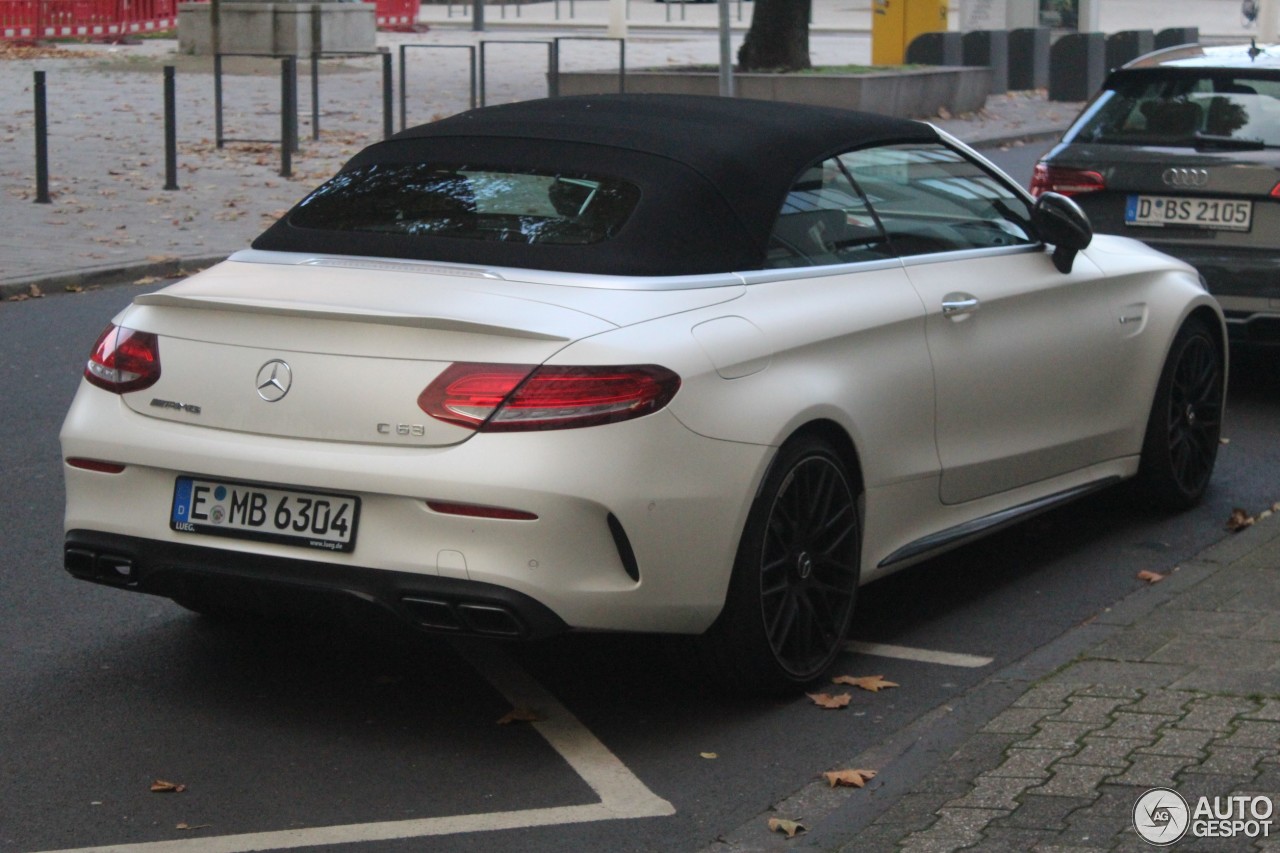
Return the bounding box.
[36,641,673,853]
[844,641,993,668]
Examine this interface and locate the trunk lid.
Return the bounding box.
[117,255,743,447]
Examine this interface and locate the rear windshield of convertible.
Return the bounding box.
[288,163,642,246]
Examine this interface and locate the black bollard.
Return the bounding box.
[381,51,393,141]
[164,65,179,191]
[281,57,295,178]
[34,71,51,204]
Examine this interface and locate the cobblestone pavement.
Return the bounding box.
[696,511,1280,853]
[881,504,1280,853]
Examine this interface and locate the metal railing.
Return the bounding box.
[549,36,625,98]
[399,44,477,131]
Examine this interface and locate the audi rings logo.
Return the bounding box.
[1133,788,1190,846]
[255,359,292,402]
[1162,167,1209,188]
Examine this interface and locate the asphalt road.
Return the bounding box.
[3,160,1279,851]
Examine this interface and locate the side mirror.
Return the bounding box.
[1033,192,1093,273]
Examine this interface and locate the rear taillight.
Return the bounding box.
[84,324,160,394]
[418,363,681,432]
[1031,164,1106,197]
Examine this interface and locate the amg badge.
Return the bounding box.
[150,398,202,415]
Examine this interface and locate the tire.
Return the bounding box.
[1136,316,1225,511]
[697,435,862,694]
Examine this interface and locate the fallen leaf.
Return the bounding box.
[806,692,852,710]
[832,674,899,692]
[1137,570,1166,584]
[65,284,84,293]
[936,106,952,119]
[1226,508,1255,532]
[497,707,544,725]
[134,276,162,286]
[767,817,806,838]
[1219,437,1231,445]
[27,284,43,298]
[824,768,877,788]
[150,780,186,793]
[700,752,718,759]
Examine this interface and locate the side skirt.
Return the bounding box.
[877,477,1122,570]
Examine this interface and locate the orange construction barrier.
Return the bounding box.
[375,0,420,31]
[2,0,178,40]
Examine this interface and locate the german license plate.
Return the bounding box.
[1125,195,1252,231]
[171,476,359,552]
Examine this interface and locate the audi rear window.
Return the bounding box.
[289,164,642,246]
[1068,71,1280,148]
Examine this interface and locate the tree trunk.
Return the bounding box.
[737,0,812,72]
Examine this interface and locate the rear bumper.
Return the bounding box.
[66,529,569,639]
[61,384,770,634]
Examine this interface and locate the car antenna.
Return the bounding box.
[1248,38,1264,61]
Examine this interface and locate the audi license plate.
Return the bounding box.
[1125,195,1252,231]
[171,476,359,552]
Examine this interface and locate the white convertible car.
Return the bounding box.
[62,95,1226,693]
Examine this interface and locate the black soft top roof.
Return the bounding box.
[254,94,939,276]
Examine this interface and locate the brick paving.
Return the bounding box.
[848,514,1280,852]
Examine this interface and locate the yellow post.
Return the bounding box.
[872,0,949,66]
[871,0,905,66]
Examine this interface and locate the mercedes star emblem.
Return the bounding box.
[255,359,292,402]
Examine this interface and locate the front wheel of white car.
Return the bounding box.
[1137,316,1225,510]
[697,436,861,694]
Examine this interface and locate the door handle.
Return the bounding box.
[941,294,980,318]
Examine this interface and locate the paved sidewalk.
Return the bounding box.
[858,509,1280,852]
[0,0,1259,296]
[705,510,1280,852]
[0,5,1089,297]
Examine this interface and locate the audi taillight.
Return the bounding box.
[418,363,681,432]
[84,324,160,394]
[1031,164,1106,197]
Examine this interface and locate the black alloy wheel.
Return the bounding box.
[698,436,861,693]
[1138,317,1224,510]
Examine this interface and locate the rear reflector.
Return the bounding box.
[84,324,160,394]
[66,458,127,473]
[426,500,538,521]
[419,363,681,432]
[1031,164,1106,197]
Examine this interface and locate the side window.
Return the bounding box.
[838,143,1036,257]
[764,158,893,268]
